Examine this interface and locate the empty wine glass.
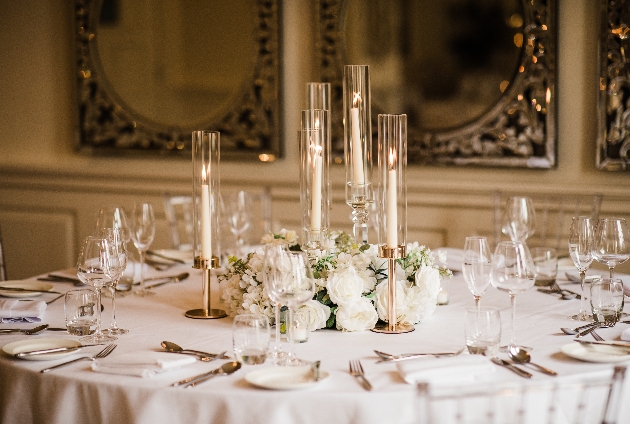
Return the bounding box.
[462,236,492,312]
[568,216,595,321]
[262,244,288,364]
[222,191,251,257]
[129,202,156,296]
[76,236,116,344]
[490,241,535,351]
[593,217,630,278]
[263,245,314,366]
[100,228,129,335]
[501,196,536,243]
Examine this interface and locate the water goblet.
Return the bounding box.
[501,196,536,243]
[490,241,535,351]
[76,236,116,344]
[462,236,492,312]
[100,228,129,335]
[593,217,630,278]
[233,314,270,365]
[590,278,624,326]
[129,202,156,296]
[568,216,595,321]
[465,307,501,357]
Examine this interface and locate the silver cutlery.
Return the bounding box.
[575,339,630,350]
[561,322,599,335]
[15,344,98,357]
[0,286,63,295]
[172,361,241,388]
[37,274,83,286]
[145,273,190,290]
[147,250,186,264]
[591,330,605,342]
[490,357,532,378]
[0,324,49,335]
[374,347,464,363]
[160,341,228,361]
[116,272,189,292]
[40,343,116,373]
[507,346,557,376]
[349,359,372,391]
[575,323,602,338]
[311,360,322,381]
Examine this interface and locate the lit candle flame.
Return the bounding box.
[202,163,208,184]
[353,92,361,108]
[388,148,396,171]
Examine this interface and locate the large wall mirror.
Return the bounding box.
[74,0,281,161]
[318,0,557,168]
[597,0,630,171]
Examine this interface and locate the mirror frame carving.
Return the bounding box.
[317,0,557,168]
[597,0,630,171]
[73,0,282,161]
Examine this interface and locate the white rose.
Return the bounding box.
[414,265,441,299]
[335,298,378,331]
[374,280,407,323]
[399,285,436,324]
[326,266,364,306]
[298,300,331,330]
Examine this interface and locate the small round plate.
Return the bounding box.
[2,338,82,361]
[245,366,330,390]
[561,343,630,363]
[0,281,54,298]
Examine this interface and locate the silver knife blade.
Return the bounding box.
[15,345,95,357]
[0,286,62,294]
[491,357,532,378]
[575,340,630,350]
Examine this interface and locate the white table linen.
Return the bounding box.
[0,265,629,424]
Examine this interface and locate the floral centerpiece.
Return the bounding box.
[219,229,452,332]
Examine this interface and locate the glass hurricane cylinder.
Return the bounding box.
[300,109,330,251]
[343,65,373,245]
[306,82,331,111]
[188,130,226,319]
[373,114,412,334]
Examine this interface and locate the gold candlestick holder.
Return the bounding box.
[186,256,226,319]
[372,245,414,334]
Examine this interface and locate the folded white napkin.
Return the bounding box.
[91,351,196,378]
[397,355,495,385]
[0,299,46,321]
[617,275,630,297]
[435,247,464,272]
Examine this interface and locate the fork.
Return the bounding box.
[349,360,372,391]
[40,344,117,373]
[591,330,605,341]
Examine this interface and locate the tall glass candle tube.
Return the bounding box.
[188,130,226,319]
[300,109,330,251]
[372,114,412,334]
[306,82,331,111]
[343,65,373,245]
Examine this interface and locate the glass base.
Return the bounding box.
[570,312,593,321]
[102,327,129,335]
[133,288,155,297]
[80,333,117,344]
[499,345,532,353]
[274,356,310,367]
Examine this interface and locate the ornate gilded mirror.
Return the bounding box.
[597,0,630,171]
[74,0,281,160]
[318,0,557,168]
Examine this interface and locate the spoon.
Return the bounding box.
[161,341,227,361]
[0,324,49,335]
[507,346,557,376]
[176,361,242,388]
[561,322,598,335]
[374,347,465,362]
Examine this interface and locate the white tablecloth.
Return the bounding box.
[0,265,629,424]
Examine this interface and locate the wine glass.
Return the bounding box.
[100,228,129,335]
[490,241,535,350]
[262,244,288,364]
[593,217,630,278]
[222,191,251,257]
[568,216,595,321]
[263,245,314,366]
[76,236,116,344]
[462,236,492,312]
[501,196,536,243]
[129,202,156,296]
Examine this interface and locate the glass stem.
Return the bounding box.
[139,251,146,291]
[110,281,118,329]
[286,306,295,360]
[474,296,481,313]
[95,287,103,337]
[510,294,517,347]
[579,270,586,316]
[610,267,614,279]
[274,303,281,350]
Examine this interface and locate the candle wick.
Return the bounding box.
[353,93,361,108]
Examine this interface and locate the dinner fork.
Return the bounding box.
[349,360,372,391]
[591,330,605,341]
[40,344,116,373]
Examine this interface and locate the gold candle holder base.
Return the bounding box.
[185,256,227,319]
[371,245,414,334]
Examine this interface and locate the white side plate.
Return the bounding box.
[561,342,630,363]
[0,281,54,298]
[245,365,330,390]
[2,338,82,361]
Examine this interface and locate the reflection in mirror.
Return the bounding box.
[318,0,557,168]
[75,0,281,160]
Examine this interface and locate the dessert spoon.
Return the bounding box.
[507,346,557,376]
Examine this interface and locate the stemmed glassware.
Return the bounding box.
[568,216,595,321]
[129,202,156,296]
[76,236,116,344]
[222,191,251,257]
[490,241,535,350]
[593,217,630,278]
[262,245,314,366]
[262,244,287,364]
[501,196,536,243]
[100,228,129,334]
[462,236,492,312]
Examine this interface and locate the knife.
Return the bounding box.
[147,250,186,264]
[490,357,532,378]
[15,346,83,357]
[0,287,62,295]
[575,340,630,350]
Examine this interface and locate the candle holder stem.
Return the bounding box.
[186,256,226,319]
[351,202,369,245]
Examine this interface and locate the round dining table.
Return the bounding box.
[0,263,629,424]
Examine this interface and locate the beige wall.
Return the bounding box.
[0,0,629,279]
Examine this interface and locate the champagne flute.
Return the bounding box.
[129,202,156,296]
[490,241,535,350]
[462,236,492,312]
[593,217,630,278]
[76,236,116,344]
[568,216,595,321]
[100,228,129,334]
[501,196,536,243]
[263,246,314,366]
